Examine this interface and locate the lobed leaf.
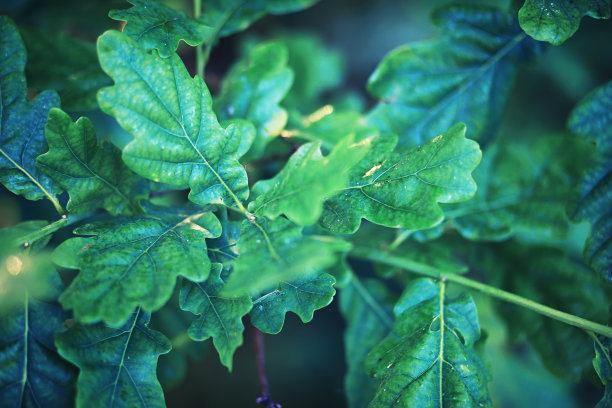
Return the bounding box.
[250,272,335,334]
[180,264,253,370]
[59,207,221,326]
[366,278,491,407]
[319,123,481,234]
[97,30,249,208]
[109,0,213,58]
[0,17,61,204]
[250,134,371,225]
[214,41,293,157]
[366,5,541,148]
[55,308,171,408]
[519,0,611,45]
[37,108,148,215]
[568,80,612,281]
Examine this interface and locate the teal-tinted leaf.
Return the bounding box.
[320,123,480,234]
[250,271,335,334]
[223,119,256,159]
[366,278,492,407]
[36,108,148,215]
[21,28,112,111]
[224,216,350,295]
[250,134,371,225]
[180,264,252,370]
[340,277,394,408]
[215,42,293,157]
[55,308,171,408]
[97,30,249,208]
[51,237,90,270]
[519,0,611,45]
[568,80,612,281]
[443,136,588,241]
[0,273,77,407]
[59,208,221,325]
[366,5,540,148]
[593,335,612,408]
[1,17,61,204]
[200,0,319,39]
[110,0,213,58]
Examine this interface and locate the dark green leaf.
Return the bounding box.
[21,28,112,111]
[110,0,213,58]
[340,277,394,408]
[250,134,371,226]
[366,5,540,148]
[250,271,335,334]
[59,208,221,325]
[55,308,171,408]
[366,278,491,407]
[97,30,249,208]
[1,17,61,204]
[0,273,77,407]
[36,108,148,215]
[568,80,612,281]
[519,0,611,45]
[224,216,350,295]
[593,335,612,408]
[319,123,480,234]
[180,264,252,370]
[215,41,293,157]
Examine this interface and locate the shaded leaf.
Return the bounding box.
[593,335,612,408]
[250,271,335,334]
[366,278,491,407]
[215,41,293,157]
[340,277,394,408]
[180,264,252,370]
[568,80,612,281]
[0,273,77,407]
[319,123,480,234]
[36,108,148,215]
[224,216,349,295]
[250,134,371,225]
[366,5,540,148]
[0,17,61,204]
[110,0,213,58]
[21,28,112,111]
[97,30,249,208]
[55,308,171,408]
[519,0,611,45]
[59,208,221,326]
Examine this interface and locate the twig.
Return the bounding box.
[253,326,281,408]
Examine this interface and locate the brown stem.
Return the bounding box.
[253,326,281,408]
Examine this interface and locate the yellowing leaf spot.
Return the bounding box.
[302,105,334,126]
[363,164,383,178]
[6,255,23,276]
[432,134,443,143]
[460,364,470,374]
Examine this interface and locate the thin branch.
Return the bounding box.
[253,325,281,408]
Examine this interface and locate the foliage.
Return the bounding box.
[0,0,611,407]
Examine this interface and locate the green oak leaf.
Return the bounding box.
[365,278,492,407]
[250,134,371,226]
[110,0,213,58]
[366,5,541,148]
[200,0,319,39]
[224,216,350,295]
[214,41,293,157]
[55,308,171,408]
[0,17,62,204]
[519,0,611,45]
[567,80,612,281]
[250,272,335,334]
[0,272,77,407]
[319,123,481,234]
[180,264,253,370]
[21,28,112,111]
[593,335,612,408]
[97,30,249,208]
[340,277,395,408]
[442,135,589,241]
[36,108,148,215]
[59,208,221,326]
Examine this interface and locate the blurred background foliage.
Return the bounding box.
[1,0,611,406]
